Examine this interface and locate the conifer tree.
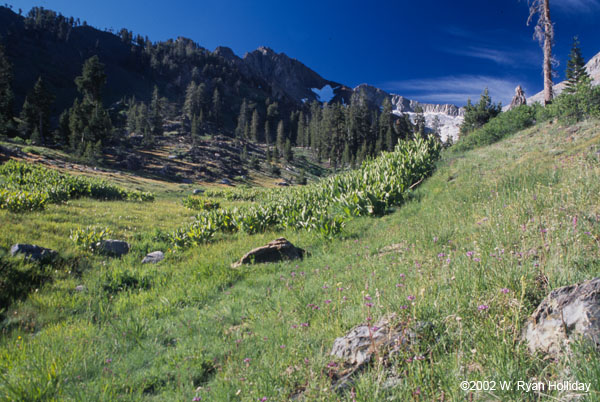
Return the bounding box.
[19,77,54,144]
[276,120,285,153]
[250,109,260,142]
[0,44,14,135]
[565,37,590,94]
[149,86,163,139]
[235,99,248,138]
[212,87,221,127]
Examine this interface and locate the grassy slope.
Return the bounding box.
[1,120,600,401]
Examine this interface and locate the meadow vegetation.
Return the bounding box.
[0,109,599,401]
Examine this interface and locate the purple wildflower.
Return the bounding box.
[478,305,489,311]
[407,295,415,301]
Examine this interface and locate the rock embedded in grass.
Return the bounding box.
[142,251,164,264]
[231,238,304,268]
[10,243,58,263]
[328,314,426,390]
[524,277,600,355]
[96,239,130,257]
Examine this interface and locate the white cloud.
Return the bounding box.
[381,75,525,106]
[443,46,540,67]
[552,0,600,13]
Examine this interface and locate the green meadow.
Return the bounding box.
[1,118,600,401]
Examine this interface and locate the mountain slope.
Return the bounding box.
[0,6,462,141]
[1,113,599,400]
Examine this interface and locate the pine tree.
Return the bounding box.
[283,139,293,162]
[212,87,221,127]
[74,55,106,103]
[149,86,163,139]
[235,99,248,138]
[413,105,426,135]
[18,77,54,144]
[276,120,285,153]
[459,88,501,137]
[251,109,260,142]
[565,37,590,94]
[68,56,112,154]
[0,44,14,135]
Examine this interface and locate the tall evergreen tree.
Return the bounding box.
[276,120,285,153]
[565,36,590,94]
[74,55,106,103]
[149,86,163,140]
[212,87,222,127]
[0,44,14,135]
[235,99,248,138]
[68,56,112,156]
[19,77,54,144]
[250,109,260,142]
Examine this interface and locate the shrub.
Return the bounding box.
[453,105,536,152]
[182,196,220,211]
[69,226,112,252]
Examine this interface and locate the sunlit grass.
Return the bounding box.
[1,119,599,401]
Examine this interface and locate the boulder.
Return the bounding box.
[231,238,304,268]
[329,315,425,389]
[142,251,164,264]
[96,240,130,257]
[220,178,232,185]
[193,189,205,195]
[523,277,600,354]
[10,243,58,263]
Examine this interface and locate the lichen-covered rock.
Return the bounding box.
[231,238,304,268]
[10,243,57,263]
[142,251,164,264]
[97,239,130,257]
[328,315,427,390]
[523,277,600,354]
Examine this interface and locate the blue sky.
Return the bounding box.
[9,0,600,106]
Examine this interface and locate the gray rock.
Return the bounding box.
[193,189,205,195]
[96,239,130,257]
[329,314,422,390]
[10,243,58,263]
[142,251,164,264]
[232,238,304,268]
[220,178,232,185]
[276,181,289,186]
[524,277,600,355]
[75,285,86,292]
[508,85,527,110]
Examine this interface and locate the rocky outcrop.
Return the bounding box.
[231,238,304,268]
[239,46,345,104]
[10,244,58,263]
[509,85,527,110]
[523,277,600,355]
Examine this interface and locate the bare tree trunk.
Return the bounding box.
[542,0,553,105]
[528,0,554,105]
